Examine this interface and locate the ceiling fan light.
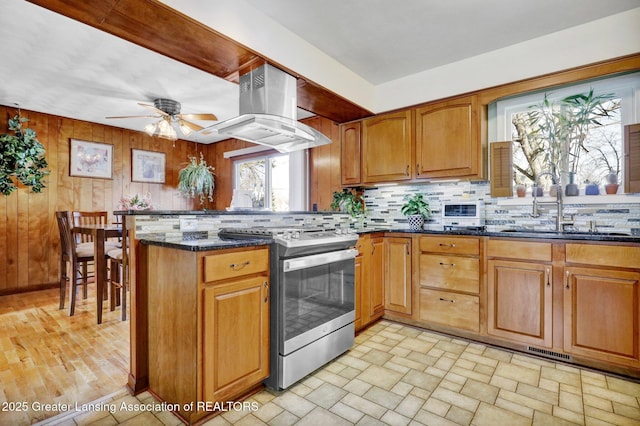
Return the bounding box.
[144,122,157,136]
[179,121,192,136]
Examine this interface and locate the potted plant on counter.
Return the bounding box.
[178,153,215,205]
[401,193,431,231]
[330,188,364,218]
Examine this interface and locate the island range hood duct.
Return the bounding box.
[212,64,331,152]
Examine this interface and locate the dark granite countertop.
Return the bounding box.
[358,227,640,243]
[140,236,273,251]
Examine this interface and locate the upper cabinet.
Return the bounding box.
[361,110,414,183]
[340,122,362,186]
[340,95,486,186]
[415,95,482,179]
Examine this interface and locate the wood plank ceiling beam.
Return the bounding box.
[26,0,373,123]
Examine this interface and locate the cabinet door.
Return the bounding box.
[384,237,412,315]
[369,237,385,318]
[362,110,413,183]
[341,122,361,185]
[487,260,553,348]
[202,275,270,402]
[564,267,640,367]
[415,95,480,179]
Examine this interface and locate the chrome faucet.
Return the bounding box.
[531,172,573,232]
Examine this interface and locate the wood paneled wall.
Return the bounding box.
[0,106,209,294]
[0,107,340,294]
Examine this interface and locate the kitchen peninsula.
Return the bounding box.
[122,210,640,425]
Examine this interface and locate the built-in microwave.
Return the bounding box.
[441,200,485,229]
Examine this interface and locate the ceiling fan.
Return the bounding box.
[106,98,218,141]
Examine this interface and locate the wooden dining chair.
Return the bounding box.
[72,211,120,298]
[56,211,95,316]
[107,247,127,321]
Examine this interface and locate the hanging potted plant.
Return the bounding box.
[401,193,431,231]
[178,153,215,205]
[0,113,49,195]
[330,188,364,218]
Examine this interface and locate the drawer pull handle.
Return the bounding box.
[264,281,269,303]
[405,165,410,176]
[565,270,570,289]
[439,297,455,303]
[230,261,250,270]
[546,268,551,287]
[439,262,456,267]
[416,163,420,175]
[439,243,456,248]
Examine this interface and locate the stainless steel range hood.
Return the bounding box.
[210,64,331,152]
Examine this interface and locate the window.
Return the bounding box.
[493,73,640,192]
[233,150,307,211]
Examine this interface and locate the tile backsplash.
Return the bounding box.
[362,181,640,235]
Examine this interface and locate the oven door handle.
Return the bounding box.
[283,249,358,272]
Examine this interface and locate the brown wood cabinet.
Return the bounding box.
[415,95,482,179]
[487,239,553,348]
[356,233,385,330]
[564,243,640,368]
[361,110,413,183]
[384,236,412,315]
[417,235,480,332]
[340,122,362,186]
[145,244,270,424]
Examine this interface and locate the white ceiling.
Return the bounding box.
[1,0,639,143]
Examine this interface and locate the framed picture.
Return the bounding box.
[131,149,166,183]
[70,139,113,179]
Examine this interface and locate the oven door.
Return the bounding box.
[280,248,357,355]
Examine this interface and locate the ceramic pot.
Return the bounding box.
[516,185,526,197]
[605,183,619,194]
[531,186,543,197]
[565,184,579,196]
[549,185,561,198]
[407,214,424,231]
[585,183,599,195]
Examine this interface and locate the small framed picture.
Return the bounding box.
[131,149,166,183]
[70,139,113,179]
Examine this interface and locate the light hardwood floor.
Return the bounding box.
[0,287,129,425]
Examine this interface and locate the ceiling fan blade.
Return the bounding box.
[179,113,218,121]
[138,102,168,116]
[180,119,204,131]
[105,114,161,119]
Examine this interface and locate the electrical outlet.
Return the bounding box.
[179,218,198,232]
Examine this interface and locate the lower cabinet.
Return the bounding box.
[384,236,412,315]
[564,266,640,368]
[202,275,270,403]
[356,233,385,330]
[144,244,270,424]
[487,259,552,348]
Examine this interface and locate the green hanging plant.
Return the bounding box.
[0,113,49,196]
[178,153,215,205]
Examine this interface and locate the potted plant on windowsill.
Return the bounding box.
[401,193,431,231]
[178,153,215,206]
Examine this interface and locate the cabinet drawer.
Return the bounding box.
[566,244,640,269]
[419,236,479,255]
[487,239,552,262]
[419,289,479,332]
[203,248,269,282]
[419,255,479,293]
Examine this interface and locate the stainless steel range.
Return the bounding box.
[219,226,358,390]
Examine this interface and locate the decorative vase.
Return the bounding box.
[407,214,425,231]
[585,183,599,195]
[549,184,561,198]
[605,183,619,194]
[516,185,526,197]
[531,185,543,197]
[565,172,579,196]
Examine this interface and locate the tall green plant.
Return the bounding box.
[0,114,49,195]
